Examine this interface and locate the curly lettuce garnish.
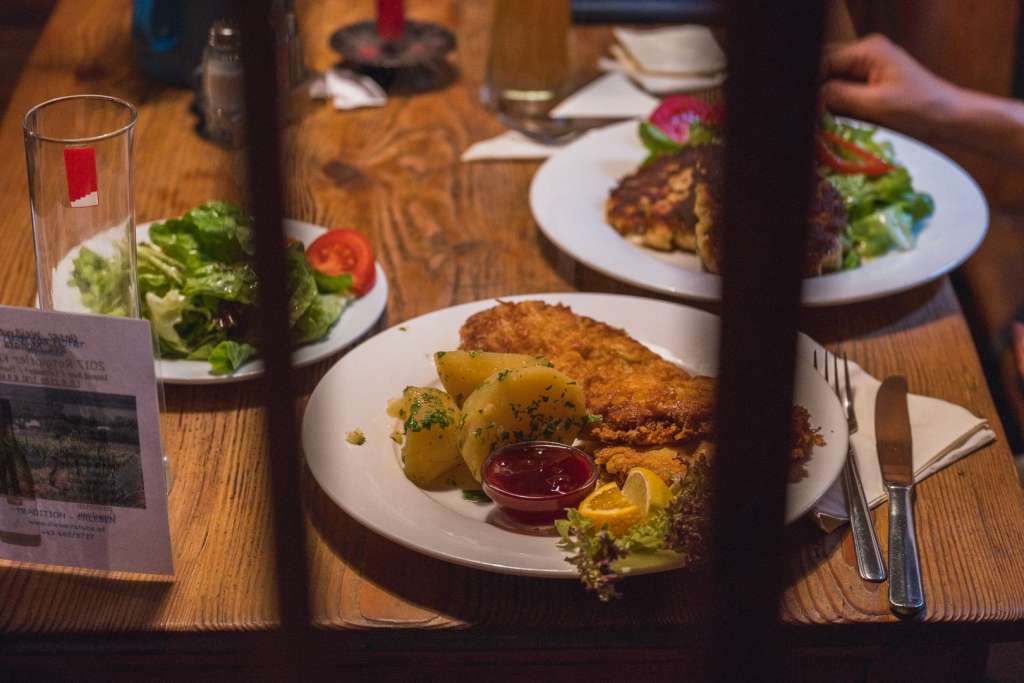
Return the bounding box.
[556,457,711,601]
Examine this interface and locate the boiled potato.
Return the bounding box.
[458,365,587,481]
[387,387,462,486]
[434,350,552,407]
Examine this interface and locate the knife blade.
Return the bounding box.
[875,375,925,616]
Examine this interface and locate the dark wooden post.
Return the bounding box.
[236,1,311,678]
[708,2,826,680]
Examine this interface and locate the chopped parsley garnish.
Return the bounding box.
[403,391,454,433]
[462,490,492,504]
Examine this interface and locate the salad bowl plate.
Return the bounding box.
[50,219,388,385]
[530,119,988,306]
[302,293,847,578]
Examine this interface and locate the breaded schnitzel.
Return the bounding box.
[460,301,716,445]
[460,302,823,477]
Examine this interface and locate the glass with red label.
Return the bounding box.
[23,95,139,317]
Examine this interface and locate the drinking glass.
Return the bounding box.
[23,95,139,317]
[483,0,571,116]
[23,95,172,491]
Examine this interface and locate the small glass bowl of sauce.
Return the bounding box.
[482,441,598,525]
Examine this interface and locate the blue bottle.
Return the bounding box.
[132,0,229,87]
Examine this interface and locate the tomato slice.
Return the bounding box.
[306,229,376,296]
[816,131,893,177]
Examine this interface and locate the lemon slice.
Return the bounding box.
[578,482,643,537]
[622,467,673,516]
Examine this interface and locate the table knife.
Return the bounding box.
[875,376,925,616]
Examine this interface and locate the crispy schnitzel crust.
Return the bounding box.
[459,301,717,445]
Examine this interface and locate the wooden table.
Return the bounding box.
[3,0,1024,677]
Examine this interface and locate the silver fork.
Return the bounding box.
[815,349,887,582]
[495,111,629,145]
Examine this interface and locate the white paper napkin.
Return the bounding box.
[309,68,386,110]
[813,359,996,527]
[461,73,655,162]
[548,72,660,119]
[460,130,575,162]
[598,56,725,95]
[613,26,726,76]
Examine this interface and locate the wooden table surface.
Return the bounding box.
[2,0,1024,646]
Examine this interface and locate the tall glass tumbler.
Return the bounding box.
[23,96,172,491]
[483,0,571,117]
[23,95,139,317]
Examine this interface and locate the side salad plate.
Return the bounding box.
[302,293,847,578]
[51,217,387,385]
[530,117,988,306]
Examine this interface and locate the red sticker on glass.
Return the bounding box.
[63,147,98,208]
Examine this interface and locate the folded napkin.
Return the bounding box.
[813,358,996,530]
[613,26,726,76]
[548,72,660,119]
[308,68,386,110]
[461,73,655,162]
[610,26,726,94]
[460,130,575,162]
[598,55,725,95]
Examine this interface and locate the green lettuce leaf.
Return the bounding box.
[184,262,258,305]
[291,294,347,345]
[285,242,318,326]
[69,247,131,317]
[137,242,184,297]
[208,340,257,375]
[313,270,353,294]
[145,289,190,355]
[184,201,255,263]
[148,218,205,270]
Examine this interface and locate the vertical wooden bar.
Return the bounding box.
[708,2,826,680]
[234,1,311,677]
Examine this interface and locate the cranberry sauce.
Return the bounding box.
[485,443,592,496]
[482,442,597,525]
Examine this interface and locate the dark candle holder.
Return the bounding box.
[328,20,457,94]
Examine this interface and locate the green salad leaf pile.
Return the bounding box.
[637,109,936,271]
[819,114,935,269]
[70,201,351,375]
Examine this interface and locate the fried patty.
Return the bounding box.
[607,145,847,277]
[696,175,847,277]
[605,146,722,251]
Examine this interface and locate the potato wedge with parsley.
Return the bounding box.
[387,387,462,486]
[458,365,587,482]
[434,350,552,407]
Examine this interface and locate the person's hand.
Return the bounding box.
[821,34,962,139]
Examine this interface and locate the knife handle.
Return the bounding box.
[842,452,886,582]
[887,484,925,616]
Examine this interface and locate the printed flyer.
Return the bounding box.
[0,305,172,575]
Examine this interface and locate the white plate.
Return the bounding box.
[52,219,388,384]
[530,120,989,306]
[302,293,847,578]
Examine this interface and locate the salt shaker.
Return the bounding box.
[200,19,245,146]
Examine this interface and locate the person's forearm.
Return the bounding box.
[934,87,1024,166]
